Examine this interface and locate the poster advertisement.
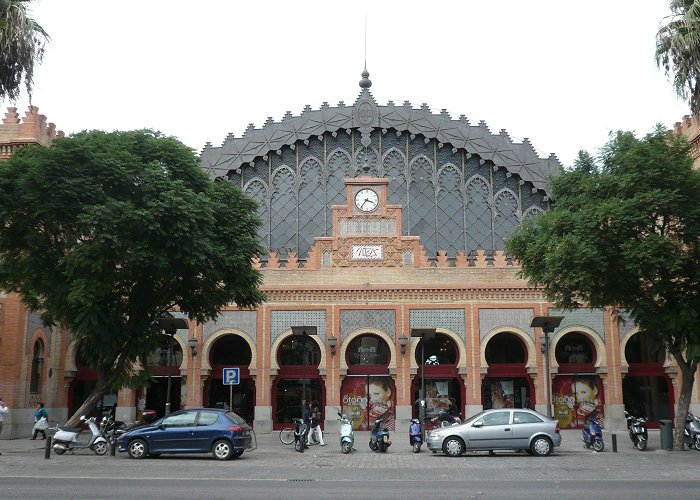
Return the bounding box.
[486,380,514,409]
[552,375,605,429]
[341,376,395,430]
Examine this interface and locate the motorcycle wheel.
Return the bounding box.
[593,439,604,452]
[369,440,378,452]
[378,441,386,453]
[341,441,352,454]
[53,445,67,455]
[92,442,108,456]
[413,442,421,453]
[636,438,647,451]
[294,438,304,453]
[694,436,700,451]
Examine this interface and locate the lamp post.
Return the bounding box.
[291,326,317,420]
[411,328,436,424]
[156,317,190,416]
[530,315,564,418]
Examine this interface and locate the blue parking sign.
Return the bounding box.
[223,367,240,385]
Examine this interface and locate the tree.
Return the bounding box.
[0,130,265,426]
[506,126,700,451]
[656,0,700,116]
[0,0,49,101]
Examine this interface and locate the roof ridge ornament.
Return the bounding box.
[359,66,372,89]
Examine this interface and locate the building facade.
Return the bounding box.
[1,77,697,438]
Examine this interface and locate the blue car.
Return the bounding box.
[118,408,255,460]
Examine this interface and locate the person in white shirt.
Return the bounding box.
[0,397,9,455]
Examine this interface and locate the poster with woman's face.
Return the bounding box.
[341,376,368,430]
[552,375,605,429]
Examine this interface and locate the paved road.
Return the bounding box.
[1,429,698,499]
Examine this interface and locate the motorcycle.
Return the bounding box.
[101,409,158,448]
[581,415,604,452]
[52,416,109,455]
[337,412,355,454]
[292,417,309,453]
[426,412,461,431]
[409,418,423,453]
[684,412,700,451]
[624,411,648,451]
[368,418,391,453]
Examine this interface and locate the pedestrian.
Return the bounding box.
[0,397,9,455]
[306,400,326,446]
[31,402,48,440]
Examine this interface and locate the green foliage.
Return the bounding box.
[0,130,265,375]
[507,126,700,358]
[0,0,48,100]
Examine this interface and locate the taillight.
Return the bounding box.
[555,423,560,434]
[228,425,243,434]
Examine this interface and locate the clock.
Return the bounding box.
[354,188,379,212]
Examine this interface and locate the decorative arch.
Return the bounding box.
[549,326,606,369]
[201,328,257,373]
[26,328,48,356]
[619,327,676,370]
[339,328,397,374]
[409,328,467,372]
[270,329,327,373]
[480,327,537,370]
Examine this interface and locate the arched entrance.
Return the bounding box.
[144,335,183,417]
[411,333,463,421]
[272,334,323,429]
[341,333,395,430]
[551,331,605,429]
[622,331,673,426]
[482,332,534,410]
[205,334,255,424]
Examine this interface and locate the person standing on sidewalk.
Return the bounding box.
[307,400,326,446]
[31,402,48,440]
[0,397,9,455]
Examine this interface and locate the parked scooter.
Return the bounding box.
[409,418,423,453]
[52,416,109,455]
[581,415,604,452]
[292,417,309,453]
[684,412,700,451]
[368,418,391,453]
[337,412,355,454]
[624,411,648,451]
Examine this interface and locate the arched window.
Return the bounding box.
[30,339,44,394]
[278,335,320,367]
[346,334,390,366]
[209,335,252,366]
[555,332,596,365]
[145,335,183,369]
[625,332,664,364]
[485,333,527,365]
[415,334,458,366]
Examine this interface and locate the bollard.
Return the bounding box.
[611,433,617,452]
[110,440,116,456]
[44,436,51,459]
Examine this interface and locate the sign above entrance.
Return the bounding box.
[223,367,240,385]
[352,244,383,260]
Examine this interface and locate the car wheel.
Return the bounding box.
[127,439,148,459]
[530,436,552,457]
[212,439,233,460]
[442,437,465,457]
[91,442,108,456]
[231,450,244,459]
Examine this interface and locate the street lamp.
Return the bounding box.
[291,326,317,420]
[156,317,190,416]
[411,328,436,423]
[530,315,564,418]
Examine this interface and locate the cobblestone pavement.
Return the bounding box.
[1,429,699,482]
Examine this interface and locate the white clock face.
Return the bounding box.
[355,188,379,212]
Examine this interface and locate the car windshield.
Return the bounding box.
[462,411,487,424]
[225,411,246,425]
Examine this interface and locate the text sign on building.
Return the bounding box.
[223,367,240,385]
[351,244,383,260]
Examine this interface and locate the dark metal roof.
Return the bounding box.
[199,88,561,194]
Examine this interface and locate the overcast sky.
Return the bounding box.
[4,0,690,168]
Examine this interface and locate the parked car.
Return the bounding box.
[118,408,255,460]
[425,408,561,457]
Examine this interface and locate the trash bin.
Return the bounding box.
[659,419,673,450]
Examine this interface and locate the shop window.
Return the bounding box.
[275,378,323,424]
[278,335,320,366]
[623,376,671,422]
[30,339,44,394]
[625,332,664,364]
[555,332,595,365]
[415,334,458,365]
[485,333,526,364]
[414,378,461,419]
[210,335,252,366]
[482,378,531,409]
[346,334,390,366]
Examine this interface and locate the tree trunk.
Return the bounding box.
[669,348,697,451]
[64,365,113,427]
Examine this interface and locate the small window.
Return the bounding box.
[480,411,510,426]
[513,411,543,424]
[197,412,219,426]
[162,411,197,428]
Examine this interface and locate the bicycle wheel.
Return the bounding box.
[279,427,295,445]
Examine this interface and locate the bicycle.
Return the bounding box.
[279,425,295,445]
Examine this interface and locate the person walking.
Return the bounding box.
[0,397,9,455]
[31,402,48,440]
[306,400,326,446]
